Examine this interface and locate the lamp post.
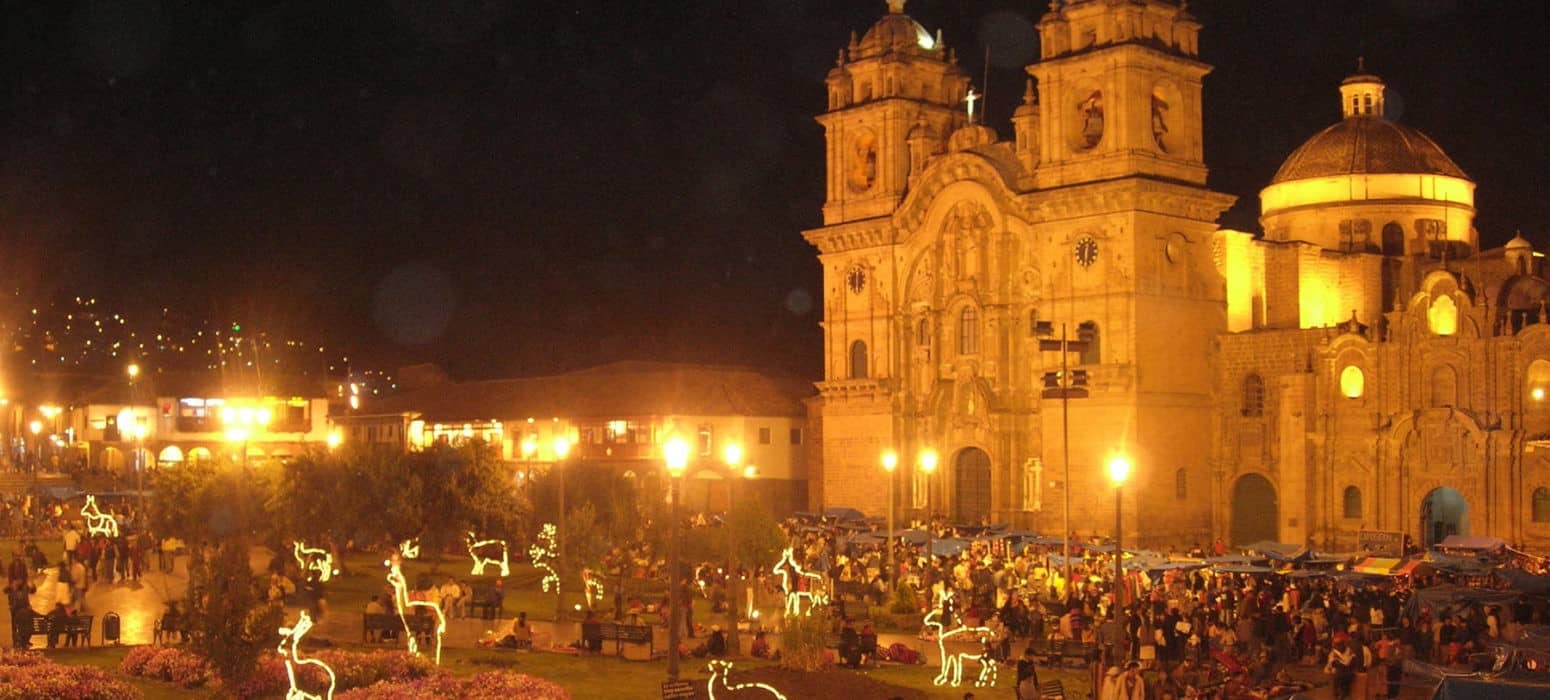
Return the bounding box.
[881,451,898,583]
[127,362,144,518]
[554,436,572,621]
[1035,321,1092,599]
[919,449,938,571]
[222,405,271,470]
[721,442,744,656]
[1106,454,1131,609]
[27,420,41,470]
[663,437,691,681]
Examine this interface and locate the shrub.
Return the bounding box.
[889,580,918,615]
[335,672,569,700]
[0,650,141,700]
[779,612,831,672]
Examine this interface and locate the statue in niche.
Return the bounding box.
[1151,94,1170,152]
[950,203,991,282]
[1079,91,1104,148]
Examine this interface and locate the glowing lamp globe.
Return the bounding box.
[664,437,690,477]
[881,451,898,473]
[1107,455,1132,486]
[919,449,938,474]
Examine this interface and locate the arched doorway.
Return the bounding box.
[1230,474,1278,545]
[953,448,992,525]
[1420,487,1469,547]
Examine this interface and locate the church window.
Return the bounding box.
[1343,486,1362,519]
[1242,374,1266,417]
[849,340,869,379]
[759,427,771,445]
[1338,220,1371,252]
[1175,468,1187,500]
[1340,365,1365,399]
[918,317,931,347]
[1382,223,1406,256]
[1429,296,1458,336]
[1431,365,1457,407]
[1078,321,1100,365]
[1027,308,1039,338]
[1534,488,1550,523]
[958,307,980,355]
[1362,95,1373,114]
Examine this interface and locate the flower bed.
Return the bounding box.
[0,650,142,700]
[336,671,570,700]
[122,646,439,698]
[120,646,212,688]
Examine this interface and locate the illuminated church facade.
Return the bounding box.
[805,0,1550,550]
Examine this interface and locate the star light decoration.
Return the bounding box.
[771,547,827,616]
[277,610,336,700]
[923,589,998,688]
[707,660,787,700]
[465,532,510,577]
[385,540,446,665]
[80,495,119,538]
[292,541,338,583]
[529,523,559,593]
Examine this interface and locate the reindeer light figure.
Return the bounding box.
[466,532,511,577]
[771,547,827,617]
[277,609,336,700]
[399,539,420,560]
[582,567,605,610]
[292,541,338,583]
[385,541,446,664]
[706,660,787,700]
[80,495,119,538]
[923,589,998,688]
[528,524,559,592]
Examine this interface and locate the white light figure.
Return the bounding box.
[277,609,336,700]
[707,659,787,700]
[923,589,999,688]
[385,541,446,665]
[528,524,559,593]
[80,495,119,538]
[292,541,338,583]
[582,567,605,610]
[466,531,511,577]
[399,539,420,560]
[771,547,828,617]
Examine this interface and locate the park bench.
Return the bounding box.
[1058,639,1096,666]
[153,615,185,645]
[1039,680,1065,699]
[595,621,653,659]
[467,587,503,620]
[27,614,94,648]
[363,612,436,646]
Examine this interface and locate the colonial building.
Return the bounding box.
[806,0,1231,545]
[806,0,1550,549]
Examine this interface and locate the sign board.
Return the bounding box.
[661,680,696,700]
[1358,530,1404,556]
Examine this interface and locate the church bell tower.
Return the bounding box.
[818,0,969,225]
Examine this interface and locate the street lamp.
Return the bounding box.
[28,420,41,469]
[1106,454,1131,609]
[222,404,271,470]
[881,451,898,583]
[919,449,938,569]
[553,436,572,621]
[721,442,744,655]
[663,436,691,681]
[1035,321,1092,599]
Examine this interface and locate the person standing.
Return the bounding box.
[5,577,36,649]
[62,524,80,568]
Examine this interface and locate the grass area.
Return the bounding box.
[44,642,1094,700]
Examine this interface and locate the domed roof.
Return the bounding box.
[855,9,936,58]
[1271,117,1468,184]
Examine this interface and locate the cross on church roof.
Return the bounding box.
[964,87,981,124]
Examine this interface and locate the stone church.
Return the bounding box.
[804,0,1550,550]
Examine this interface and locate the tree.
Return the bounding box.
[148,459,266,544]
[401,441,520,567]
[187,539,283,687]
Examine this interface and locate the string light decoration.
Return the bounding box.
[706,660,787,700]
[385,541,446,665]
[528,524,559,593]
[292,541,338,583]
[465,531,510,577]
[80,495,119,538]
[771,547,828,617]
[923,589,999,688]
[277,609,336,700]
[582,567,605,610]
[399,539,420,560]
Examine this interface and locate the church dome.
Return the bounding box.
[1270,117,1468,184]
[854,3,937,59]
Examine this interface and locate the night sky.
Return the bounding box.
[1,0,1547,381]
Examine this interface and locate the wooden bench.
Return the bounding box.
[1058,639,1095,665]
[595,622,652,658]
[467,588,503,620]
[27,614,93,648]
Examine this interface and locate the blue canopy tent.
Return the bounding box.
[932,538,972,557]
[1212,564,1274,574]
[822,507,867,521]
[1244,540,1309,562]
[895,529,930,544]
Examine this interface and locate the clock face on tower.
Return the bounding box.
[1075,237,1099,267]
[846,265,867,294]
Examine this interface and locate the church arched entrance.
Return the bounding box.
[953,448,992,525]
[1420,487,1469,547]
[1230,474,1278,545]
